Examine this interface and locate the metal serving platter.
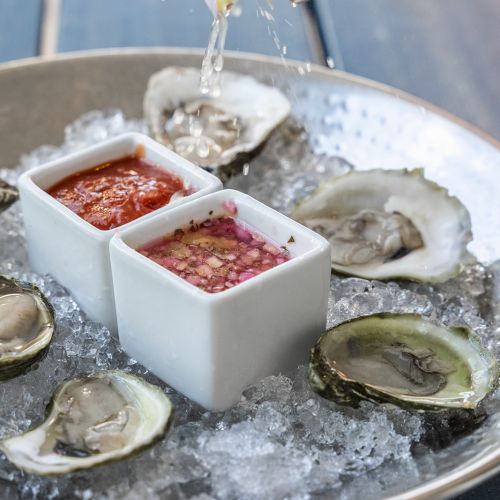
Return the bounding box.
[0,48,499,499]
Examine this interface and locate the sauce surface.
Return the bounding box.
[48,155,191,230]
[139,217,291,293]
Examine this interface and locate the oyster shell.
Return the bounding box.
[0,371,173,474]
[291,169,472,282]
[0,276,55,378]
[309,314,498,412]
[143,67,291,172]
[0,180,19,213]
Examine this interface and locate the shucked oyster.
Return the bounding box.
[309,314,498,412]
[144,67,291,171]
[291,169,472,282]
[0,371,173,474]
[0,180,19,213]
[0,275,55,378]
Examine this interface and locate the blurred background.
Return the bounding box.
[0,0,499,139]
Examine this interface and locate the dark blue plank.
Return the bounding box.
[0,0,43,62]
[312,0,500,139]
[58,0,321,62]
[454,476,500,500]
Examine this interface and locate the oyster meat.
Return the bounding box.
[144,67,291,171]
[309,314,498,412]
[0,275,55,378]
[291,169,472,282]
[0,180,19,213]
[0,371,173,474]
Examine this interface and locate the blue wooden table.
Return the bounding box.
[0,1,499,498]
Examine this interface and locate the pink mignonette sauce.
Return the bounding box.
[138,215,292,293]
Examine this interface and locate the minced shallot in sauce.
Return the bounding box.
[139,217,291,293]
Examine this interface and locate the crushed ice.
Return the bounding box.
[0,110,498,499]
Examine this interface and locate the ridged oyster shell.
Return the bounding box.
[309,314,498,412]
[0,180,19,214]
[0,275,55,378]
[291,169,472,282]
[0,371,173,474]
[143,67,291,172]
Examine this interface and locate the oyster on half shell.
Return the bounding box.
[0,275,55,378]
[0,371,173,474]
[309,314,498,412]
[0,180,19,214]
[144,67,291,172]
[291,169,472,282]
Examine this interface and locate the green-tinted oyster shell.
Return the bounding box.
[0,370,174,474]
[309,313,498,412]
[0,275,55,378]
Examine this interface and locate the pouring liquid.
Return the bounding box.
[200,0,310,96]
[200,9,230,97]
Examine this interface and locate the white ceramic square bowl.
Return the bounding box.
[18,132,222,333]
[110,189,331,410]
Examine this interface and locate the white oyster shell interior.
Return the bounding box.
[143,67,291,168]
[291,169,472,282]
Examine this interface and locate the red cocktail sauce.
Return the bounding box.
[47,154,191,230]
[139,217,292,293]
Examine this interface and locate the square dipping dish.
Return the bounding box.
[110,189,331,410]
[18,132,222,333]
